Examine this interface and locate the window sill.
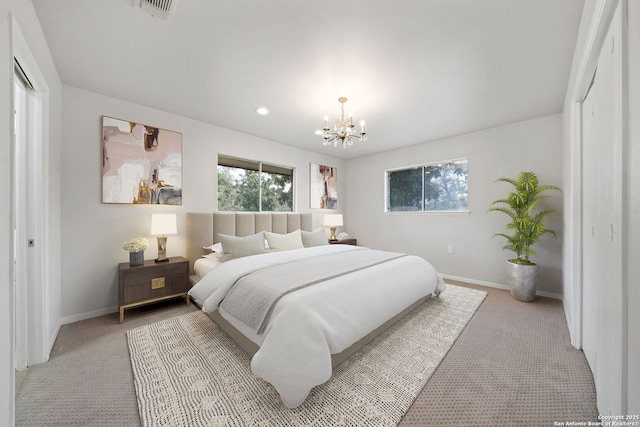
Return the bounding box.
[383,210,471,216]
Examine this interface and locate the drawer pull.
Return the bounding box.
[151,277,165,290]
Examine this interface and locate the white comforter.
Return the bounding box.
[188,244,445,408]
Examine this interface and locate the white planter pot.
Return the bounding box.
[506,261,539,302]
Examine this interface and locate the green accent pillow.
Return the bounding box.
[218,232,266,261]
[301,229,329,247]
[264,229,304,252]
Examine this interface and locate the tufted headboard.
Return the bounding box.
[186,212,313,273]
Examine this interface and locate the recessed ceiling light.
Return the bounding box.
[255,107,269,115]
[314,130,323,135]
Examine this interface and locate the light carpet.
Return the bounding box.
[127,284,487,426]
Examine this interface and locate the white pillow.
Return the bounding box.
[264,229,304,252]
[218,232,266,261]
[204,242,223,253]
[301,229,329,248]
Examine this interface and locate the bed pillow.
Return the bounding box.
[204,242,223,253]
[301,229,329,247]
[218,232,266,261]
[264,229,304,252]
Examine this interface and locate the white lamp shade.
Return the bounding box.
[150,213,177,235]
[323,214,343,227]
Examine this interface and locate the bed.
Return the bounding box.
[186,212,446,408]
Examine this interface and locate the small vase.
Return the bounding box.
[129,251,144,266]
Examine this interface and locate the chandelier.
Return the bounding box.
[321,97,367,148]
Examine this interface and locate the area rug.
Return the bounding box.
[127,284,486,427]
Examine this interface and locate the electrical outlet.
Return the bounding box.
[447,245,454,254]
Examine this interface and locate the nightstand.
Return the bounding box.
[118,256,190,323]
[329,238,357,246]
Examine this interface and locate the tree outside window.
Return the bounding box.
[218,156,293,212]
[386,159,468,212]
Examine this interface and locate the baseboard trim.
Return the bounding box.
[441,274,563,301]
[47,321,61,359]
[57,276,563,325]
[60,306,118,326]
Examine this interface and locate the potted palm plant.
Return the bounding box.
[488,171,561,301]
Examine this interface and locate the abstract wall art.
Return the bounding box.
[310,163,337,209]
[102,116,182,204]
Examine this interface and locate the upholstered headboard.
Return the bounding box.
[186,212,313,273]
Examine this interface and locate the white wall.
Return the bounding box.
[1,1,62,424]
[344,114,564,296]
[60,85,345,321]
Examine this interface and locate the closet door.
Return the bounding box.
[581,4,623,416]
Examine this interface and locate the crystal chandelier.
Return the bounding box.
[321,97,367,148]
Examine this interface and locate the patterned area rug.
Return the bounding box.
[127,284,486,426]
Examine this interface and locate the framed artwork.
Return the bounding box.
[310,163,337,209]
[102,116,182,204]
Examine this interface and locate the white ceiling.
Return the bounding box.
[32,0,584,159]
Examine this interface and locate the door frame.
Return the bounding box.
[565,0,629,414]
[11,15,51,369]
[565,0,619,350]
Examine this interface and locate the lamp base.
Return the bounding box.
[329,227,337,241]
[155,235,169,263]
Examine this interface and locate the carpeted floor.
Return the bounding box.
[15,282,598,426]
[128,285,486,426]
[399,281,599,426]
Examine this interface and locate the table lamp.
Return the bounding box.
[323,214,343,241]
[150,213,177,262]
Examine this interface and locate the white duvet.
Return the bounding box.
[188,244,445,408]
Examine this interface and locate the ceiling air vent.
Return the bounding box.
[136,0,179,21]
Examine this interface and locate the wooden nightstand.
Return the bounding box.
[118,256,190,323]
[329,238,357,246]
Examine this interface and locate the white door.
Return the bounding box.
[13,66,29,371]
[12,51,48,368]
[581,4,623,416]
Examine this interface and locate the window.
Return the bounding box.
[217,155,293,211]
[386,158,468,212]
